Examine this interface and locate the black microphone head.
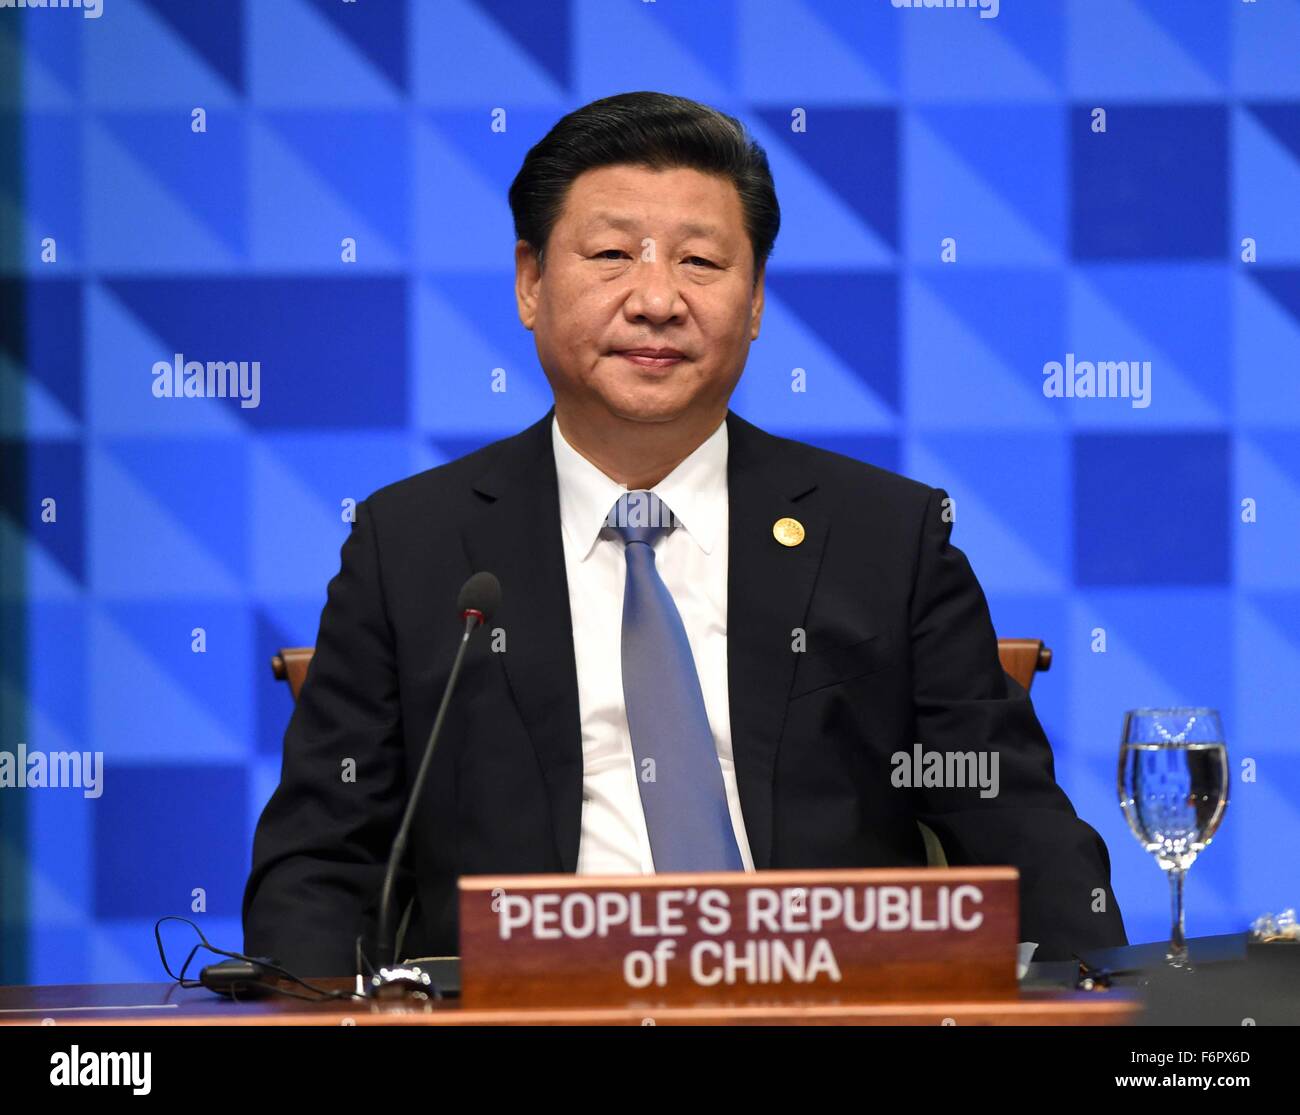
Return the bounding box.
[457,571,501,624]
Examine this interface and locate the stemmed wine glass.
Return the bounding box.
[1118,708,1229,970]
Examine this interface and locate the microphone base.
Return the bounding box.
[366,964,438,1001]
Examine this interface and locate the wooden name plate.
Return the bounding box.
[459,867,1019,1009]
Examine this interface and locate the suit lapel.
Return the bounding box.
[460,408,585,872]
[725,411,827,870]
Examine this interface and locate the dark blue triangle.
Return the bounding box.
[1135,0,1228,85]
[1252,269,1300,329]
[755,107,897,251]
[139,0,245,95]
[100,112,248,257]
[302,0,407,93]
[1247,103,1300,165]
[1,442,86,586]
[2,278,83,423]
[474,0,571,91]
[262,110,408,249]
[769,272,899,413]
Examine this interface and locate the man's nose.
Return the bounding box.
[624,255,686,323]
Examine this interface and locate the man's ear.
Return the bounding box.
[515,240,541,331]
[750,262,766,341]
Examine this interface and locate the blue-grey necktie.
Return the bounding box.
[606,490,744,872]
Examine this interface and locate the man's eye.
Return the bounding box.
[685,256,717,268]
[594,250,628,260]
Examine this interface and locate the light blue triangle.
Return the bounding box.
[247,118,401,268]
[1232,775,1300,903]
[22,756,91,922]
[906,277,1059,429]
[89,607,249,760]
[0,513,80,600]
[25,376,81,437]
[1227,600,1300,894]
[1082,265,1229,414]
[84,0,238,108]
[84,121,238,271]
[0,356,79,437]
[918,105,1065,252]
[753,118,895,268]
[3,170,81,268]
[248,443,354,600]
[574,0,731,104]
[902,8,1057,100]
[84,283,245,436]
[258,111,405,262]
[99,111,247,258]
[1235,272,1300,425]
[253,432,415,533]
[1134,0,1229,85]
[1235,439,1300,590]
[1233,108,1300,263]
[1067,594,1203,729]
[729,291,896,432]
[413,278,554,436]
[27,859,87,925]
[414,117,517,270]
[905,441,1064,592]
[1065,270,1219,428]
[88,447,242,598]
[247,0,401,107]
[740,0,893,102]
[412,0,566,105]
[905,114,1061,265]
[1067,0,1220,99]
[1235,598,1300,748]
[1232,0,1300,97]
[0,34,75,109]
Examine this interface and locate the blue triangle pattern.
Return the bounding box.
[5,0,1300,984]
[769,272,899,411]
[261,110,408,250]
[756,106,897,250]
[302,0,407,92]
[476,0,571,90]
[139,0,246,94]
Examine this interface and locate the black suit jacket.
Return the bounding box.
[243,408,1126,975]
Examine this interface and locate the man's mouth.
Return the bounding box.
[611,348,686,368]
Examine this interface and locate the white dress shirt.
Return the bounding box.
[551,415,755,875]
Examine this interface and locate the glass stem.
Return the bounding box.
[1167,867,1189,966]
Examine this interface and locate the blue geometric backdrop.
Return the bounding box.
[3,0,1299,984]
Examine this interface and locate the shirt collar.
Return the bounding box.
[552,414,728,560]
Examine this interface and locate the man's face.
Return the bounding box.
[515,163,765,427]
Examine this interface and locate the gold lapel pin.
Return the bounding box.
[772,517,805,547]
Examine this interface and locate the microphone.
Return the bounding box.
[457,570,501,629]
[368,571,500,996]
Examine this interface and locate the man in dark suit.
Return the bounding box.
[243,91,1126,976]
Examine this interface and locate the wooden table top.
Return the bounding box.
[0,979,1140,1026]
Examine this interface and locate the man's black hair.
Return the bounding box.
[508,91,779,282]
